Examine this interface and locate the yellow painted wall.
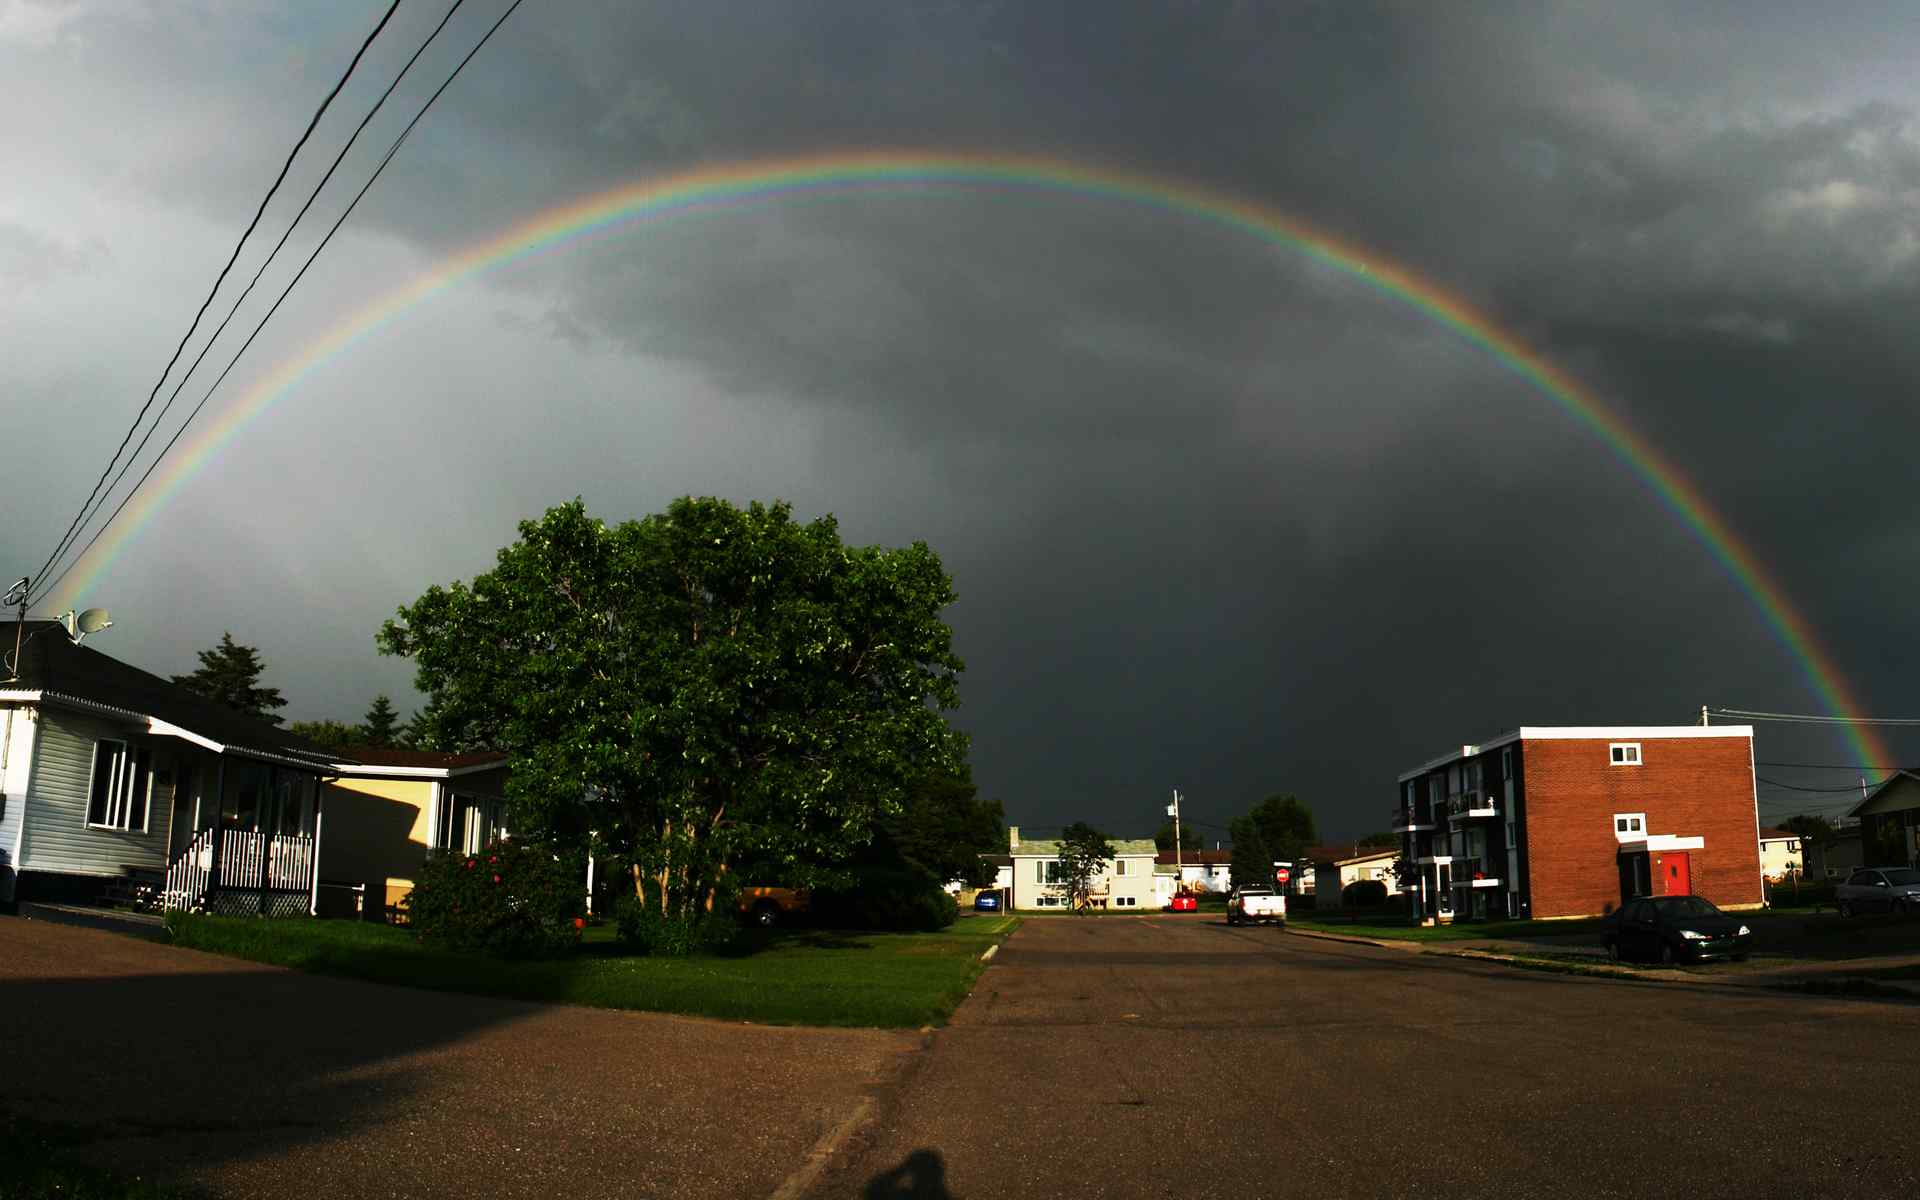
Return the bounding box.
[321,777,434,916]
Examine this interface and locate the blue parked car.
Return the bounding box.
[974,889,1002,912]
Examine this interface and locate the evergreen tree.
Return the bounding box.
[171,632,286,724]
[362,694,402,748]
[1228,814,1274,892]
[287,719,360,752]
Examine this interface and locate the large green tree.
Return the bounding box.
[1056,821,1114,911]
[883,771,1005,887]
[1155,820,1203,854]
[378,497,967,920]
[361,694,403,748]
[1228,814,1274,892]
[1246,793,1317,863]
[171,632,286,724]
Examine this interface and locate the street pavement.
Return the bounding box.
[0,917,918,1200]
[809,915,1920,1199]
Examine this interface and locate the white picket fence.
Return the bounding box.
[161,828,317,913]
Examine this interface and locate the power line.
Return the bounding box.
[37,0,528,604]
[1756,777,1870,794]
[1756,761,1909,771]
[32,0,404,592]
[46,0,471,590]
[1708,706,1920,728]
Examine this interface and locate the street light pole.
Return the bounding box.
[1168,789,1183,884]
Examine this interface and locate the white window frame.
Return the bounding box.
[1609,742,1642,766]
[1613,812,1645,838]
[84,739,152,833]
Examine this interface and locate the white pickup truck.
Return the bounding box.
[1227,886,1287,926]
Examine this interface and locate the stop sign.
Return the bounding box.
[1274,866,1291,884]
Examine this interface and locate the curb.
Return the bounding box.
[1283,926,1417,951]
[980,943,999,963]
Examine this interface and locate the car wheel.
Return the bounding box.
[1837,900,1852,918]
[1659,941,1677,966]
[1605,940,1619,963]
[1898,899,1914,917]
[752,901,780,929]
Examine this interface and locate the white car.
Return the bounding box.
[1227,886,1287,926]
[1835,867,1920,916]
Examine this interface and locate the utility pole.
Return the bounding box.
[1700,705,1710,727]
[1167,789,1183,885]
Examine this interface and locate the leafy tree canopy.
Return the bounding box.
[1228,814,1273,892]
[171,632,286,725]
[378,497,967,921]
[1155,819,1203,853]
[1056,821,1114,910]
[1246,793,1317,862]
[1779,814,1837,848]
[287,719,360,752]
[882,771,1005,887]
[1356,830,1400,848]
[361,694,403,748]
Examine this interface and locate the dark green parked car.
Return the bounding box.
[1603,895,1753,964]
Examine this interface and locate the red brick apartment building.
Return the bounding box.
[1394,727,1762,921]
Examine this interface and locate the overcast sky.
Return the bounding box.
[6,0,1919,841]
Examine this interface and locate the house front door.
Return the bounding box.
[168,762,198,859]
[1660,852,1692,897]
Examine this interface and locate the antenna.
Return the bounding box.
[57,608,113,644]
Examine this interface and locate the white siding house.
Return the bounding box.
[1,620,334,911]
[1005,826,1160,910]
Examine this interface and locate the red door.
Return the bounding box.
[1661,852,1692,896]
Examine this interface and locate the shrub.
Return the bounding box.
[404,840,585,958]
[613,894,752,956]
[811,862,957,932]
[1342,879,1390,908]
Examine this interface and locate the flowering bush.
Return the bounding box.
[404,839,585,958]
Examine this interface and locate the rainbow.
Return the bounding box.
[50,150,1895,769]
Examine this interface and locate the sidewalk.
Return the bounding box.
[1288,924,1920,998]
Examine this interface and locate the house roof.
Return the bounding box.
[331,748,509,777]
[1155,850,1233,866]
[1301,844,1399,865]
[1846,770,1920,820]
[1010,837,1159,858]
[1397,725,1756,782]
[2,620,335,769]
[1758,827,1800,842]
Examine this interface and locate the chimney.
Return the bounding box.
[1008,825,1020,851]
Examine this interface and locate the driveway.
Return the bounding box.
[809,915,1920,1198]
[0,917,918,1199]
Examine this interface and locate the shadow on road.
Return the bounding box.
[0,939,529,1184]
[864,1148,955,1199]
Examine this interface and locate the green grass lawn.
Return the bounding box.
[165,913,1019,1028]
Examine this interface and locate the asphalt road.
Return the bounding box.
[0,917,917,1200]
[810,916,1920,1199]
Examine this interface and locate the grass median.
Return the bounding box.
[165,912,1019,1028]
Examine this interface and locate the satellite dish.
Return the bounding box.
[59,608,113,642]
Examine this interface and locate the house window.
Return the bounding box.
[1609,743,1642,766]
[86,741,152,832]
[1114,859,1127,877]
[1613,813,1645,837]
[1044,860,1065,883]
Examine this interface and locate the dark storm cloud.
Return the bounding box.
[8,1,1920,839]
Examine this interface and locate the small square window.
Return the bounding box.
[1609,743,1642,765]
[1613,812,1645,839]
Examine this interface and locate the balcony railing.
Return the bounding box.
[1447,858,1502,888]
[1446,792,1497,821]
[1391,807,1437,832]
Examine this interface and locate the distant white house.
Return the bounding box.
[1155,850,1233,893]
[1757,827,1803,881]
[1305,844,1402,906]
[1005,826,1159,910]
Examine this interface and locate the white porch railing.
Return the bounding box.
[162,827,215,912]
[162,828,318,913]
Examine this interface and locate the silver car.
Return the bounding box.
[1835,867,1920,917]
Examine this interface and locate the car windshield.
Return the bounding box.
[1882,869,1920,886]
[1651,896,1722,918]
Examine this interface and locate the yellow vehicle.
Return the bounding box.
[739,885,810,928]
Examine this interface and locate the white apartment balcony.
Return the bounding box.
[1446,792,1498,822]
[1391,807,1437,833]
